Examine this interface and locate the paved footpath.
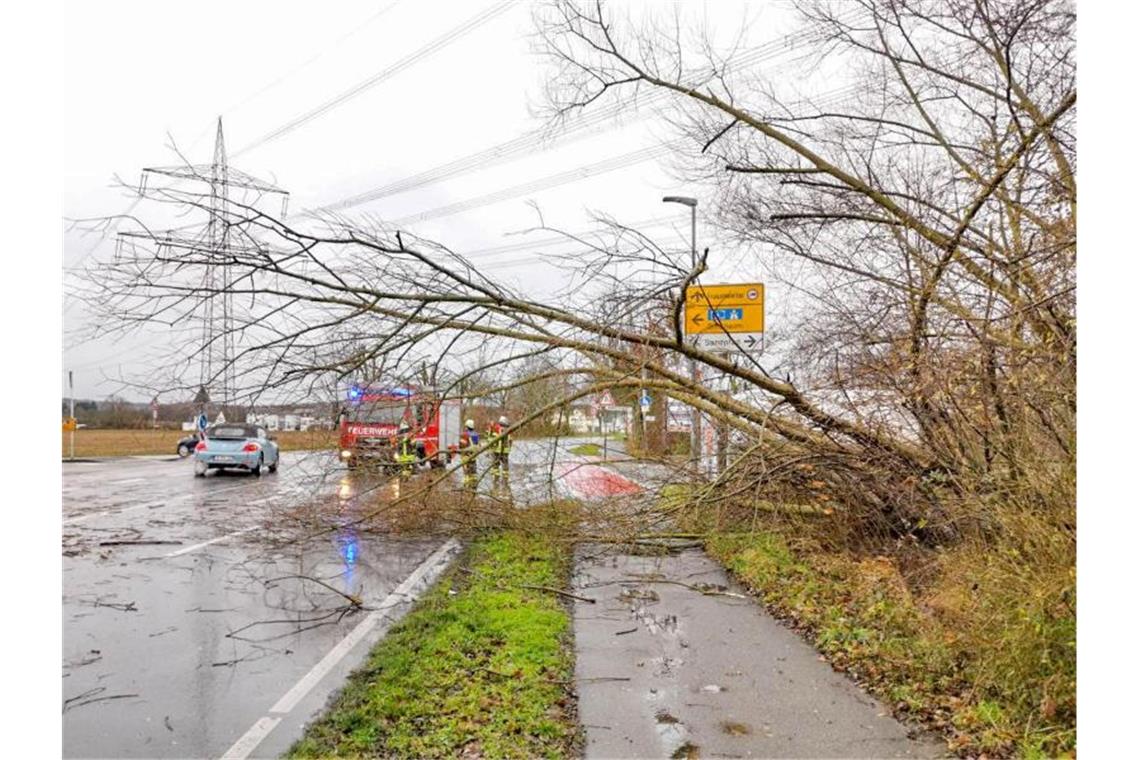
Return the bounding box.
[572,544,944,759]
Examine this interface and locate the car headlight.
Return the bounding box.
[340,449,352,459]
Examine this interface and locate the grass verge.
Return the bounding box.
[567,443,602,456]
[61,428,337,457]
[288,532,579,759]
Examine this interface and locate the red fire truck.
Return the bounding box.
[337,384,462,470]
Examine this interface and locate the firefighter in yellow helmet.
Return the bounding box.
[485,415,512,479]
[392,421,417,477]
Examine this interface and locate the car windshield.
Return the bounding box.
[351,402,408,424]
[206,425,258,439]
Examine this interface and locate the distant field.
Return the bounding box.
[62,428,338,458]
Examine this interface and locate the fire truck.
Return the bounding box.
[337,384,462,470]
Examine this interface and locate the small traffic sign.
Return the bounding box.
[197,413,208,432]
[639,391,652,409]
[689,333,763,351]
[63,417,78,432]
[598,390,616,407]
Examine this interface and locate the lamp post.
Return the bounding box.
[662,196,701,475]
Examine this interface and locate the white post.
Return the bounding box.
[68,370,75,461]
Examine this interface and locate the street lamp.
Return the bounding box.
[662,195,701,474]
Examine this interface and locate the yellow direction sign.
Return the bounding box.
[63,417,78,432]
[684,283,765,335]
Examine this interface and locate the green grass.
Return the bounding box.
[288,533,579,759]
[568,443,602,456]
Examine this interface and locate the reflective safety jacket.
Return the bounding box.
[486,423,512,454]
[458,430,479,460]
[393,434,417,461]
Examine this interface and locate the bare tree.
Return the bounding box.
[535,0,1075,532]
[76,0,1073,548]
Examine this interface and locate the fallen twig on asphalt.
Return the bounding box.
[265,574,363,607]
[86,599,138,612]
[225,605,358,643]
[636,579,749,599]
[63,687,104,710]
[519,584,595,603]
[98,540,184,546]
[63,687,140,713]
[614,627,638,636]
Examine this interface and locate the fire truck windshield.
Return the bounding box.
[353,402,408,424]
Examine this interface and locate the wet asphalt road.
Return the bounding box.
[62,439,943,758]
[62,451,455,759]
[61,438,625,759]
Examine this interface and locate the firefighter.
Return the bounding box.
[393,421,417,477]
[486,415,512,478]
[457,419,480,487]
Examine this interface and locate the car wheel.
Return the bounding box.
[250,455,263,477]
[178,443,192,458]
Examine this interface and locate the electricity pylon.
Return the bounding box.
[121,117,289,411]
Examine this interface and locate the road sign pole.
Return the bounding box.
[716,353,730,474]
[688,207,702,477]
[640,366,648,449]
[68,370,75,461]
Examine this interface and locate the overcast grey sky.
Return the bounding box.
[63,0,811,400]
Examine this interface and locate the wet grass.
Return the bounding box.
[61,428,336,458]
[288,532,579,759]
[567,443,602,456]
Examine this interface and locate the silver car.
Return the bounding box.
[193,424,280,477]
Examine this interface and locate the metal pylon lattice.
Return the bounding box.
[127,117,289,411]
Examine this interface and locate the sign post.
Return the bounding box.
[68,370,75,461]
[597,389,616,461]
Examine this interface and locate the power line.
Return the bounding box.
[233,0,518,158]
[304,14,868,216]
[388,83,859,227]
[222,1,402,119]
[393,143,677,227]
[460,214,684,259]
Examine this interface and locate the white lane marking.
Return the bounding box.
[219,716,282,760]
[220,539,461,760]
[163,527,257,558]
